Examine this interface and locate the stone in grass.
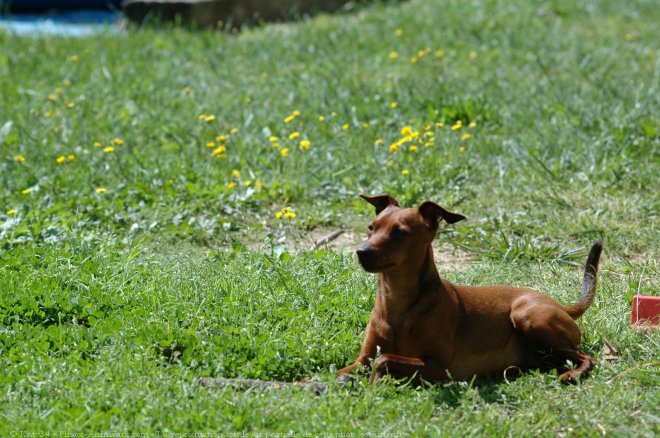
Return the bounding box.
[122,0,360,28]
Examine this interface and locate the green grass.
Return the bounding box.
[1,0,658,434]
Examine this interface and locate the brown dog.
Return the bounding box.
[337,194,603,384]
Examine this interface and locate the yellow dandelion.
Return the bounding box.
[14,155,25,164]
[56,156,65,164]
[435,50,445,58]
[401,169,410,175]
[389,143,399,153]
[436,122,444,128]
[63,79,72,86]
[47,94,58,102]
[318,115,325,122]
[255,180,263,190]
[66,102,75,109]
[451,121,463,131]
[468,51,478,60]
[272,142,280,149]
[362,122,370,129]
[401,126,413,136]
[112,138,124,146]
[243,180,252,187]
[230,128,238,135]
[289,132,300,140]
[292,110,301,117]
[417,50,427,58]
[424,124,432,131]
[469,121,477,129]
[411,57,418,64]
[375,138,383,145]
[7,209,18,216]
[93,141,101,148]
[95,187,107,194]
[425,141,434,148]
[280,147,290,157]
[299,140,311,150]
[284,115,295,123]
[214,152,227,159]
[409,145,418,152]
[231,169,241,178]
[67,154,75,161]
[206,141,216,148]
[424,131,435,138]
[390,102,398,109]
[204,115,216,122]
[394,28,403,37]
[342,123,350,130]
[54,87,64,94]
[275,211,284,219]
[216,135,227,142]
[227,182,235,190]
[198,114,206,120]
[213,145,227,155]
[269,136,279,143]
[22,188,31,195]
[461,133,472,141]
[70,54,80,62]
[388,51,400,60]
[460,146,466,153]
[284,211,296,219]
[44,110,55,117]
[103,146,115,153]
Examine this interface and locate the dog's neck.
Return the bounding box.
[376,245,441,321]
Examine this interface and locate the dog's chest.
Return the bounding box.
[375,317,428,357]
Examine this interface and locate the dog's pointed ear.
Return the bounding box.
[360,194,400,215]
[418,201,466,228]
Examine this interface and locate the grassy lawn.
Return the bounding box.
[1,0,658,435]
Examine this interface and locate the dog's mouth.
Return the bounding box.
[356,252,395,273]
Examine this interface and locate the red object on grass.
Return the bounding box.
[631,295,660,328]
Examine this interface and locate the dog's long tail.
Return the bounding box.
[565,239,604,319]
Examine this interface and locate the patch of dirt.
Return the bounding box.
[281,228,474,272]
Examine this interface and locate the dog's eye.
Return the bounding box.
[367,224,374,232]
[391,227,407,238]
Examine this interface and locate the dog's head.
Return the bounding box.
[356,194,465,273]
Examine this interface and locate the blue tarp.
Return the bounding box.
[3,1,122,11]
[0,10,122,36]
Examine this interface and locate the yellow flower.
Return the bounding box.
[469,51,478,60]
[47,94,58,102]
[206,141,216,148]
[95,187,107,194]
[213,145,227,155]
[243,180,252,187]
[14,155,25,164]
[435,122,444,128]
[216,135,227,142]
[230,128,238,135]
[231,169,241,178]
[417,50,427,58]
[299,140,311,150]
[227,182,235,190]
[362,122,370,129]
[56,156,66,164]
[182,86,191,94]
[112,138,124,145]
[460,146,466,153]
[22,188,31,195]
[390,102,398,109]
[93,142,101,148]
[451,121,463,131]
[342,123,350,130]
[198,114,206,120]
[280,147,290,157]
[388,51,399,60]
[461,133,472,141]
[469,121,477,129]
[401,169,410,175]
[275,211,283,219]
[272,142,280,149]
[425,141,434,148]
[394,28,403,37]
[409,145,418,152]
[66,102,75,109]
[269,136,279,143]
[389,143,399,153]
[284,115,295,123]
[284,211,296,219]
[375,138,383,145]
[103,146,115,153]
[386,160,393,168]
[289,132,300,140]
[204,115,216,122]
[63,79,72,86]
[411,56,418,64]
[318,115,325,122]
[292,110,301,117]
[401,126,413,136]
[70,55,80,62]
[435,50,445,58]
[54,87,64,94]
[7,209,17,216]
[255,180,263,190]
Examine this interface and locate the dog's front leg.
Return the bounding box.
[369,354,450,384]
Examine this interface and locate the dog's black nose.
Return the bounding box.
[356,243,371,257]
